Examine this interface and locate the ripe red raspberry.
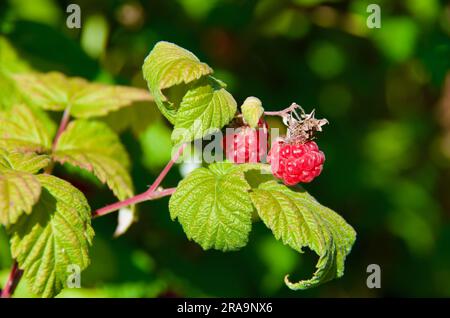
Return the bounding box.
[268,140,325,185]
[223,120,268,163]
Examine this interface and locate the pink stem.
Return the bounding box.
[92,143,186,218]
[92,187,176,218]
[1,261,23,298]
[2,120,186,296]
[44,106,72,174]
[146,143,186,194]
[52,106,71,150]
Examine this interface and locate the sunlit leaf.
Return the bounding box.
[169,162,253,251]
[171,77,237,144]
[14,72,153,118]
[53,120,133,201]
[0,104,54,152]
[250,181,356,290]
[0,171,41,226]
[9,174,94,297]
[0,36,30,74]
[0,149,50,226]
[0,71,23,111]
[0,148,50,174]
[142,41,213,123]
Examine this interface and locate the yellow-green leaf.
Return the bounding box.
[14,72,153,118]
[241,96,264,128]
[0,171,41,226]
[0,148,50,174]
[0,71,22,111]
[171,77,237,144]
[169,162,253,251]
[9,174,94,297]
[53,120,133,200]
[0,149,50,226]
[0,36,30,74]
[0,104,54,152]
[142,41,213,123]
[250,181,356,290]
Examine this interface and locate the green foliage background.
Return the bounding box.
[1,0,450,297]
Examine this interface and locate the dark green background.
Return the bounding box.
[1,0,450,297]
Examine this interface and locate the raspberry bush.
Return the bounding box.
[0,41,356,298]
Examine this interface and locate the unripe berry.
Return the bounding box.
[223,119,269,164]
[268,140,325,185]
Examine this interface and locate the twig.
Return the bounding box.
[1,261,23,298]
[92,143,186,218]
[264,103,301,117]
[92,187,176,218]
[2,137,186,297]
[44,106,72,174]
[52,105,72,150]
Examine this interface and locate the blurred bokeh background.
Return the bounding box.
[1,0,450,297]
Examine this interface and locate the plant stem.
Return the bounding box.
[147,143,186,193]
[52,105,72,150]
[2,121,186,297]
[92,143,186,218]
[264,102,300,117]
[44,106,72,174]
[92,187,176,218]
[1,261,23,298]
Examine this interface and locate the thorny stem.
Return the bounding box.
[1,261,23,298]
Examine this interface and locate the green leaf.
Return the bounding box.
[250,181,356,290]
[171,77,237,144]
[0,71,22,111]
[0,104,54,152]
[0,149,49,226]
[0,36,30,74]
[53,120,133,200]
[142,41,213,123]
[13,72,153,118]
[169,162,254,251]
[0,171,41,226]
[0,148,50,174]
[9,174,94,297]
[241,96,264,128]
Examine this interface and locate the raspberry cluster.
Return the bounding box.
[268,140,325,185]
[223,120,268,164]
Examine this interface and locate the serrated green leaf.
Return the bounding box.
[69,85,154,119]
[169,162,253,251]
[53,120,133,201]
[171,78,237,144]
[0,104,54,152]
[9,174,94,297]
[250,181,356,290]
[0,149,49,226]
[142,41,213,123]
[0,148,50,174]
[13,72,153,118]
[0,171,41,226]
